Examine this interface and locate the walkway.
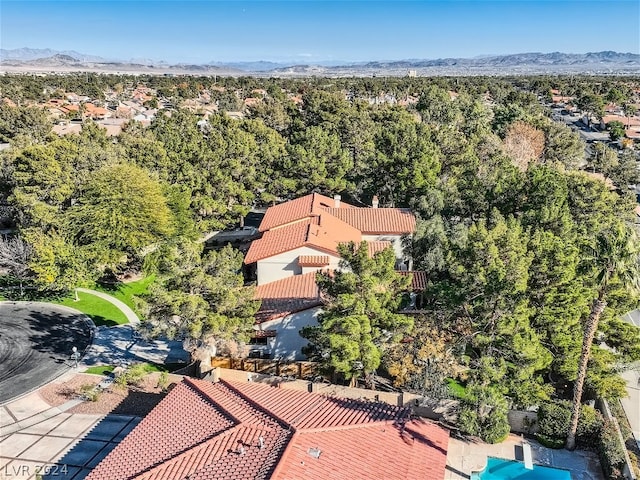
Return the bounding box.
[75,289,140,324]
[81,325,189,367]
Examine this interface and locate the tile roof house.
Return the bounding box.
[87,377,449,480]
[245,193,422,360]
[247,193,415,285]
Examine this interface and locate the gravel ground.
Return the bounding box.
[38,372,178,416]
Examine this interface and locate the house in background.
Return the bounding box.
[244,193,420,360]
[86,377,449,480]
[245,193,415,285]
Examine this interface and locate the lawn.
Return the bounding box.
[55,291,129,326]
[84,365,116,375]
[94,275,155,316]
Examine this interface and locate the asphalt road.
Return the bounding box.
[0,302,93,404]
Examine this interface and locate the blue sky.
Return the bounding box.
[1,1,639,63]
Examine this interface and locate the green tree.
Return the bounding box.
[140,242,260,359]
[302,242,413,387]
[541,121,585,170]
[566,225,640,450]
[606,120,625,142]
[68,163,174,268]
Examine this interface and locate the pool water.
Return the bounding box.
[471,457,572,480]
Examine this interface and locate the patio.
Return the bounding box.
[445,434,605,480]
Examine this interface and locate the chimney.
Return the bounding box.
[372,195,379,208]
[334,194,341,208]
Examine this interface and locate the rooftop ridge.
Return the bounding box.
[218,379,297,431]
[184,377,244,425]
[133,423,284,480]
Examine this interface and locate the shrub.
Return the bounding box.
[535,433,565,449]
[157,371,169,391]
[114,363,148,389]
[537,400,602,446]
[79,383,100,402]
[458,385,510,444]
[598,420,626,480]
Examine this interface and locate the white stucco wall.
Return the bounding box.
[252,307,321,361]
[256,247,340,285]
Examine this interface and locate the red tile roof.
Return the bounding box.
[245,214,361,264]
[326,207,416,234]
[398,271,429,291]
[254,272,322,322]
[298,255,331,267]
[88,378,449,480]
[259,193,352,232]
[250,194,415,264]
[367,240,392,257]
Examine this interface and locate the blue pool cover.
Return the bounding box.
[471,457,573,480]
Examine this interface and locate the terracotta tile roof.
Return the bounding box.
[398,271,429,291]
[86,380,235,480]
[367,240,392,257]
[90,378,449,480]
[255,272,322,322]
[245,214,361,264]
[298,255,330,267]
[259,193,353,232]
[325,207,416,234]
[271,418,448,480]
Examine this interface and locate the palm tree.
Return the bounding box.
[566,227,640,450]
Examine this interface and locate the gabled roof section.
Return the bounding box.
[298,255,330,267]
[245,214,361,264]
[255,271,322,322]
[86,380,236,480]
[325,207,416,234]
[272,417,448,480]
[89,378,449,480]
[259,193,354,232]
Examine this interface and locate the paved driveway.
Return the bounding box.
[0,390,140,480]
[0,303,93,405]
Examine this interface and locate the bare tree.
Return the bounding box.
[0,236,33,296]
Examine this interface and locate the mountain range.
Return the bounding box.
[1,48,638,76]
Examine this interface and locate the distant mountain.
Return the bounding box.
[0,47,106,63]
[209,61,288,72]
[1,49,638,76]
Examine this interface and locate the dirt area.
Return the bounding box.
[38,372,180,417]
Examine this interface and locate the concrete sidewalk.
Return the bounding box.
[81,325,189,368]
[1,384,140,480]
[620,368,640,449]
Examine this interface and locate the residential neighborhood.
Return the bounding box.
[1,3,640,477]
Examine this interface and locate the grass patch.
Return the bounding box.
[447,378,467,399]
[54,291,129,326]
[84,365,116,375]
[94,275,155,315]
[139,362,186,373]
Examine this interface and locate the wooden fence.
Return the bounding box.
[210,356,319,379]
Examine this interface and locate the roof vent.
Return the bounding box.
[334,194,341,208]
[258,436,265,450]
[372,195,379,208]
[308,447,322,459]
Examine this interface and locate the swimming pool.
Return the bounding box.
[471,457,572,480]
